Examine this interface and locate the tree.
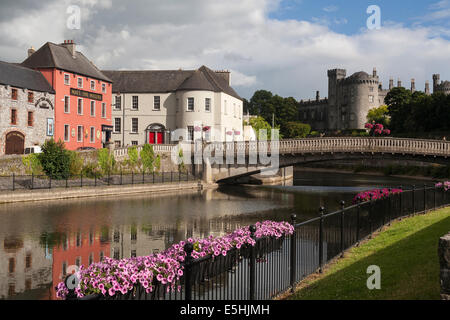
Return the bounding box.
[248,116,276,140]
[98,148,115,175]
[367,105,390,127]
[283,122,311,138]
[384,87,412,133]
[38,139,71,179]
[140,144,156,173]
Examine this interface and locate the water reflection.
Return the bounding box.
[0,170,430,299]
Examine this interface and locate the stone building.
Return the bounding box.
[0,61,55,155]
[433,74,450,95]
[299,67,430,132]
[102,66,243,147]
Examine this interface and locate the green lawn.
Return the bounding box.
[289,207,450,300]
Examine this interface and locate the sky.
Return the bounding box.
[1,0,450,100]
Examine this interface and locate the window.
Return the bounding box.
[205,98,211,112]
[89,253,93,266]
[25,279,32,291]
[77,125,83,142]
[90,101,95,117]
[154,96,160,110]
[131,250,137,258]
[233,103,236,117]
[64,125,70,142]
[187,126,194,141]
[90,80,95,91]
[11,88,18,100]
[8,258,15,273]
[64,96,70,113]
[99,251,104,262]
[102,83,106,93]
[75,257,81,267]
[224,100,227,115]
[131,141,138,146]
[187,97,194,111]
[28,92,34,103]
[76,232,81,247]
[62,262,67,276]
[113,248,120,260]
[132,96,139,110]
[27,111,33,127]
[115,96,121,110]
[131,229,137,241]
[101,102,106,118]
[77,98,83,115]
[25,254,32,269]
[114,118,121,133]
[369,95,374,103]
[369,87,374,92]
[131,118,138,133]
[11,109,17,125]
[90,127,95,143]
[77,77,83,88]
[114,141,121,148]
[64,74,70,85]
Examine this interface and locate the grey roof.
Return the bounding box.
[0,61,54,93]
[347,71,371,81]
[22,42,112,82]
[102,65,242,100]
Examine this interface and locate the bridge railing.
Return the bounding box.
[217,137,450,157]
[70,184,449,300]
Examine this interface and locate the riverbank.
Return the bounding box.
[295,166,439,181]
[0,181,217,204]
[285,206,450,300]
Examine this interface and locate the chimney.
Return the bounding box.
[411,78,415,93]
[425,81,430,95]
[316,91,320,101]
[389,78,394,90]
[61,40,76,57]
[27,46,35,57]
[215,70,231,85]
[397,79,402,88]
[373,67,377,78]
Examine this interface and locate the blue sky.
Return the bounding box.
[270,0,450,37]
[1,0,450,99]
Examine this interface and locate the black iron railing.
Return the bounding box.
[67,184,449,300]
[2,171,195,192]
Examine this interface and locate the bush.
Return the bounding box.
[284,122,311,138]
[38,139,71,179]
[140,144,156,173]
[98,148,115,175]
[68,150,84,176]
[81,162,101,178]
[22,153,43,175]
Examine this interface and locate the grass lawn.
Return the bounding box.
[288,206,450,300]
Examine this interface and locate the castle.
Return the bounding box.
[299,68,448,132]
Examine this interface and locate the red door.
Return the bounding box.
[156,132,164,144]
[149,132,155,144]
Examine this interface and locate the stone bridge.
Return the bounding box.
[113,137,450,183]
[184,137,450,183]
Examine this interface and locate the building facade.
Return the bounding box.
[299,67,434,132]
[0,61,55,155]
[102,66,243,147]
[433,74,450,95]
[22,41,113,150]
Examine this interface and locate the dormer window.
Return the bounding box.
[77,77,83,88]
[102,83,106,93]
[64,74,70,85]
[90,80,95,91]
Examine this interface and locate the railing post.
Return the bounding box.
[290,214,297,293]
[66,176,68,188]
[31,173,34,190]
[12,173,15,191]
[249,225,256,300]
[434,184,437,210]
[162,171,164,183]
[340,200,345,257]
[153,171,155,184]
[132,171,134,185]
[142,171,145,184]
[399,185,403,217]
[120,170,123,185]
[319,207,324,273]
[171,171,173,183]
[423,183,427,214]
[183,243,193,301]
[412,184,416,215]
[108,171,110,186]
[80,173,83,188]
[388,192,392,226]
[49,175,51,189]
[356,203,360,245]
[368,194,373,239]
[94,174,97,187]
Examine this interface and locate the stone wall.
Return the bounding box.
[439,232,450,300]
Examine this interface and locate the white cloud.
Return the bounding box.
[0,0,450,100]
[323,5,338,13]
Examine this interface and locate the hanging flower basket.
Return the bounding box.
[202,126,210,132]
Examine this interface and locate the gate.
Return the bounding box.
[5,131,25,155]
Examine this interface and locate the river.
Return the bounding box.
[0,169,431,300]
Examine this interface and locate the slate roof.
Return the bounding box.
[0,60,54,93]
[22,42,112,82]
[102,65,242,100]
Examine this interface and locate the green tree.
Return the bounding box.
[140,144,156,173]
[127,146,139,172]
[385,87,412,133]
[248,116,275,140]
[22,153,43,175]
[283,122,311,138]
[97,148,115,175]
[367,105,390,127]
[38,139,71,179]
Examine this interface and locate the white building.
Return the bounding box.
[102,66,243,147]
